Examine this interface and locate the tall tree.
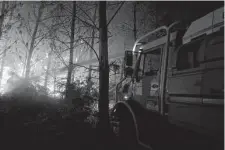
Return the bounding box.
[0,47,7,88]
[0,1,7,89]
[0,1,18,88]
[25,2,44,78]
[44,51,52,91]
[0,1,17,38]
[87,2,97,90]
[65,1,76,99]
[98,1,110,147]
[133,1,137,41]
[0,1,6,39]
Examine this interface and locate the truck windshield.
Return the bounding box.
[142,48,162,76]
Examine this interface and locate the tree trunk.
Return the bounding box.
[98,1,110,148]
[87,4,97,90]
[65,1,76,99]
[0,1,6,38]
[114,69,117,85]
[0,48,6,89]
[53,69,56,98]
[133,2,137,41]
[71,69,75,83]
[0,1,6,89]
[155,3,159,28]
[25,3,44,79]
[44,51,52,91]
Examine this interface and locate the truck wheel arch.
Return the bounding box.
[111,100,153,150]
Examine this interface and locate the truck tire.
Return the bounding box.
[110,101,153,150]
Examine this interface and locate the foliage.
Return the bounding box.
[2,73,99,126]
[3,71,51,101]
[56,77,99,126]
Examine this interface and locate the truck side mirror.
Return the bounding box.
[124,51,133,67]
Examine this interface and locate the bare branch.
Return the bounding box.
[79,37,99,62]
[73,63,98,72]
[51,40,69,68]
[16,30,30,51]
[30,57,43,68]
[76,4,98,30]
[39,21,71,50]
[0,40,17,58]
[33,33,48,49]
[56,15,71,35]
[76,15,99,30]
[107,1,125,26]
[40,14,71,22]
[59,62,99,73]
[26,21,32,37]
[53,35,70,49]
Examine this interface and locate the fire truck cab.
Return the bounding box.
[111,6,224,149]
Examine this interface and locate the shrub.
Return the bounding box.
[61,78,99,126]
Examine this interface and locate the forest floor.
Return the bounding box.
[0,98,223,150]
[0,98,116,150]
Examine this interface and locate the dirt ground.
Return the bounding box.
[0,99,223,150]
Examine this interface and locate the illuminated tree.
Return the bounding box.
[0,1,20,89]
[24,2,45,79]
[65,1,76,99]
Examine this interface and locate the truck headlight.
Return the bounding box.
[124,94,129,100]
[123,93,132,100]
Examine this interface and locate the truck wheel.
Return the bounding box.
[110,101,154,150]
[110,103,138,148]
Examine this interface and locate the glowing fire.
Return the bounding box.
[0,67,11,94]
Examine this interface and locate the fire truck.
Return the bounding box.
[111,7,224,150]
